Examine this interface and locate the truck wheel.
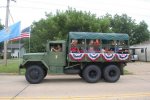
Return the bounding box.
[78,72,83,78]
[43,69,47,78]
[83,65,101,83]
[103,65,120,82]
[25,65,44,84]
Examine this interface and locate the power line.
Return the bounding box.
[5,5,149,18]
[16,0,150,12]
[8,9,14,23]
[10,5,55,10]
[1,1,150,24]
[1,0,150,11]
[1,0,150,15]
[0,6,5,7]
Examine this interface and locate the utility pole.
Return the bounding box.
[4,0,10,66]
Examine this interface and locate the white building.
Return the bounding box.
[7,44,26,58]
[130,41,150,62]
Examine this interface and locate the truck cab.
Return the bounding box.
[46,41,66,73]
[20,32,130,84]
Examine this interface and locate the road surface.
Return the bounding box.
[0,62,150,100]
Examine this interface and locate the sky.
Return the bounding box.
[0,0,150,30]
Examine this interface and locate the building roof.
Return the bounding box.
[130,40,150,48]
[7,43,24,49]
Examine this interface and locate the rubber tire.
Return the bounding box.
[103,65,120,83]
[83,65,101,83]
[25,65,44,84]
[78,72,83,78]
[43,69,47,78]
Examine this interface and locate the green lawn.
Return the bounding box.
[124,69,132,75]
[0,59,23,74]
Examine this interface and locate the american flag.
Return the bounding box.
[10,26,31,41]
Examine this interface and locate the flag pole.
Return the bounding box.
[29,36,30,53]
[11,41,12,58]
[19,38,21,61]
[29,27,31,53]
[18,36,21,75]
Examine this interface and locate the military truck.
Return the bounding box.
[20,32,130,84]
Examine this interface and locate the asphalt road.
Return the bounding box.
[0,62,150,100]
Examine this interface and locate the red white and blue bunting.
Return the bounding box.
[69,53,129,62]
[102,53,116,61]
[86,53,101,61]
[69,53,85,61]
[116,54,129,60]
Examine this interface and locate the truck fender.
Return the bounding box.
[19,60,49,70]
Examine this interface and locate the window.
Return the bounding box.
[141,48,144,53]
[101,40,115,53]
[49,43,62,52]
[86,39,101,53]
[116,40,129,54]
[70,39,85,53]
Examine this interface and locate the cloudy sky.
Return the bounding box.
[0,0,150,30]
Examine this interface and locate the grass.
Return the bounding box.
[124,69,133,75]
[0,59,22,74]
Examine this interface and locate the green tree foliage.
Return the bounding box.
[26,8,111,52]
[0,23,4,52]
[131,21,150,44]
[0,23,3,29]
[25,8,150,52]
[110,14,149,45]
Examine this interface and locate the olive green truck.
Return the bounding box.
[20,32,130,84]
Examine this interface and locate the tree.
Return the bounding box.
[110,14,150,45]
[99,14,113,33]
[0,23,3,29]
[131,21,150,44]
[25,9,150,52]
[26,8,106,52]
[0,23,4,52]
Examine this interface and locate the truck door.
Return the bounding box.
[48,43,66,67]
